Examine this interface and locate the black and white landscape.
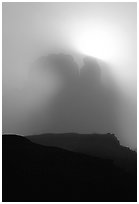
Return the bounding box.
[2,2,137,202]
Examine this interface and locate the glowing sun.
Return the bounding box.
[74,24,119,61]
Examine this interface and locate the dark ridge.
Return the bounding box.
[3,134,136,202]
[25,133,136,171]
[3,134,31,145]
[27,132,120,144]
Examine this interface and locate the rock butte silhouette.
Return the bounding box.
[4,54,135,148]
[23,54,119,142]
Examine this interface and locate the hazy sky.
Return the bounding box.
[3,3,137,148]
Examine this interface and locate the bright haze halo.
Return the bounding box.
[73,23,120,61]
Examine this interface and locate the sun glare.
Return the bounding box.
[74,24,119,61]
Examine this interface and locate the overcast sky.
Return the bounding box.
[3,2,137,148]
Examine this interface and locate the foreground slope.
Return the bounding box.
[3,134,137,202]
[27,133,136,173]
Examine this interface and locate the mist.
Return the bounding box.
[2,2,137,149]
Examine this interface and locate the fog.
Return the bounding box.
[2,3,137,148]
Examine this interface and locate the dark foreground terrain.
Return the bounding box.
[3,134,137,202]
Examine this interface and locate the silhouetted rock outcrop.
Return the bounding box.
[3,134,137,202]
[26,133,136,173]
[24,54,118,139]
